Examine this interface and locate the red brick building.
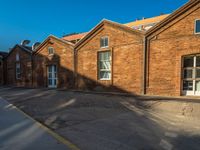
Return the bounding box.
[0,51,8,85]
[6,44,33,87]
[3,0,200,97]
[145,0,200,96]
[33,35,74,89]
[75,20,144,95]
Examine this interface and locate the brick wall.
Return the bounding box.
[146,4,200,96]
[6,46,32,87]
[75,22,144,95]
[33,37,74,89]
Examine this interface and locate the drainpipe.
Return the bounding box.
[142,37,147,95]
[73,48,76,89]
[31,52,33,87]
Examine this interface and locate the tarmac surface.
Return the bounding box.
[0,86,200,150]
[0,97,71,150]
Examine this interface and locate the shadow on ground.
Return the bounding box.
[0,86,200,150]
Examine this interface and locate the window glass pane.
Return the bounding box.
[195,20,200,33]
[196,56,200,67]
[48,66,52,72]
[105,38,108,47]
[196,81,200,91]
[54,65,57,72]
[183,56,194,68]
[100,61,111,70]
[16,53,20,61]
[100,71,111,79]
[48,79,52,85]
[184,69,193,79]
[196,69,200,78]
[183,80,193,91]
[16,63,21,79]
[48,73,52,78]
[98,51,111,80]
[48,47,54,54]
[54,79,57,85]
[100,37,109,47]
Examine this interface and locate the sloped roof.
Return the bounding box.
[6,44,32,59]
[124,14,169,28]
[34,35,74,54]
[146,0,200,36]
[62,32,88,42]
[0,51,8,58]
[17,45,32,53]
[75,19,144,49]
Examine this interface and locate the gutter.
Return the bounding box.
[73,49,77,89]
[142,37,147,95]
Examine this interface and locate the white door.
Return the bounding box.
[182,55,200,96]
[48,65,57,88]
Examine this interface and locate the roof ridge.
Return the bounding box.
[146,0,200,36]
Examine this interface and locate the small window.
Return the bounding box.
[48,47,54,55]
[195,20,200,34]
[16,53,20,61]
[100,37,109,48]
[98,51,111,80]
[16,63,21,79]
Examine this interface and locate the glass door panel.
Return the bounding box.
[195,81,200,95]
[183,69,193,79]
[48,65,57,88]
[183,56,194,95]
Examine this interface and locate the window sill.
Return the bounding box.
[100,46,109,49]
[99,79,111,81]
[194,32,200,35]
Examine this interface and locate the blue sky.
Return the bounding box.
[0,0,188,51]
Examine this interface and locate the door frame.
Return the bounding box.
[47,65,58,88]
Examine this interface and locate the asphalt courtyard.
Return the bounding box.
[0,98,73,150]
[0,86,200,150]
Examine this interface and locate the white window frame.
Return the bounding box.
[48,47,55,55]
[182,54,200,96]
[98,51,111,80]
[16,53,20,61]
[47,65,57,88]
[100,36,109,48]
[16,63,21,79]
[194,19,200,34]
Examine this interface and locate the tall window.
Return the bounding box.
[195,20,200,34]
[100,36,109,48]
[16,63,21,79]
[48,47,54,55]
[16,53,20,61]
[183,55,200,95]
[98,51,111,80]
